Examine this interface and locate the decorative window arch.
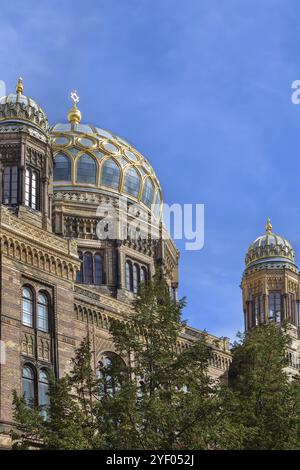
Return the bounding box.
[98,352,126,397]
[22,365,35,405]
[76,251,104,285]
[76,154,96,184]
[54,154,71,181]
[25,167,39,210]
[141,178,154,207]
[125,260,148,292]
[125,260,133,291]
[123,167,141,197]
[37,292,49,332]
[101,158,120,189]
[22,287,34,327]
[3,166,18,205]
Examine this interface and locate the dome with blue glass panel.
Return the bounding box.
[50,91,162,215]
[245,218,297,270]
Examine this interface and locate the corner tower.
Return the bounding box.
[0,78,53,230]
[242,218,299,330]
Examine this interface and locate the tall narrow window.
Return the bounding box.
[84,252,93,284]
[38,369,50,419]
[141,178,154,207]
[25,168,39,210]
[133,264,140,293]
[37,293,49,332]
[22,287,34,327]
[125,261,133,291]
[269,292,281,322]
[76,154,96,184]
[54,154,71,181]
[101,159,120,189]
[124,167,141,197]
[31,171,37,209]
[22,365,35,405]
[252,297,259,326]
[140,266,147,284]
[76,251,83,283]
[3,166,18,205]
[94,253,103,284]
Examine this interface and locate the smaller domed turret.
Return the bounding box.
[0,77,48,133]
[245,218,296,270]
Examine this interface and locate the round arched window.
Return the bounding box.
[53,154,71,181]
[76,154,96,184]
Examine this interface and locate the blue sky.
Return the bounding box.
[1,0,300,342]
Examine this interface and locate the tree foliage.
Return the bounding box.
[12,276,300,450]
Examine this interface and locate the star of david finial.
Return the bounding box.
[70,90,79,106]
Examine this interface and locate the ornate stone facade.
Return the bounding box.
[241,218,300,376]
[0,81,231,448]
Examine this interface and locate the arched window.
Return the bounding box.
[76,154,96,184]
[124,167,141,197]
[125,260,133,291]
[22,365,35,405]
[94,253,103,284]
[3,166,18,205]
[54,154,71,181]
[269,292,282,322]
[98,353,125,397]
[101,159,120,189]
[38,369,50,419]
[141,178,154,207]
[25,168,39,210]
[84,252,93,284]
[37,293,49,332]
[76,251,83,283]
[22,287,33,327]
[133,264,140,293]
[140,266,147,284]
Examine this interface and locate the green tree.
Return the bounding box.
[97,273,221,450]
[223,323,300,450]
[12,338,102,449]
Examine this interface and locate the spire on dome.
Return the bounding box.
[16,77,23,95]
[265,217,272,235]
[68,89,81,124]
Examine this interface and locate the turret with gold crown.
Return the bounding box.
[0,78,53,230]
[241,218,300,375]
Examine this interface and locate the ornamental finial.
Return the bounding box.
[68,89,81,124]
[16,77,23,95]
[266,217,272,235]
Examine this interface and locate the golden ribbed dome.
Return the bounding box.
[0,78,48,132]
[245,218,296,269]
[50,91,162,217]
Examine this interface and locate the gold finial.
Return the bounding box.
[68,89,81,124]
[16,77,23,95]
[266,217,272,235]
